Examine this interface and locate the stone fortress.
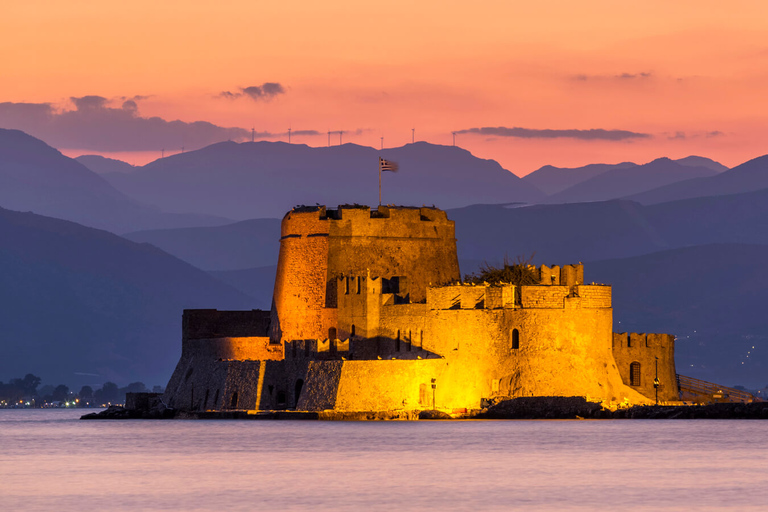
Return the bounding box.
[163,204,678,414]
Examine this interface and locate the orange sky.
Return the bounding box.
[2,1,767,174]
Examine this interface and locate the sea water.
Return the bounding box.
[1,410,766,511]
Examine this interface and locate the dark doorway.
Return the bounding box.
[295,379,305,408]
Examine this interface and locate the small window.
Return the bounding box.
[357,276,362,294]
[230,391,239,409]
[630,362,641,386]
[344,277,350,295]
[351,324,356,337]
[627,334,632,348]
[511,329,520,350]
[329,327,337,340]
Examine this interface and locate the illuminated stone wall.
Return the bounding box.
[612,333,678,402]
[270,205,460,346]
[163,206,675,413]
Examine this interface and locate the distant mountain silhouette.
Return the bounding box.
[522,156,725,197]
[75,154,136,174]
[523,162,637,196]
[0,206,254,388]
[589,244,768,388]
[102,141,545,220]
[674,155,729,173]
[0,129,232,233]
[124,218,281,271]
[543,157,720,204]
[628,154,768,205]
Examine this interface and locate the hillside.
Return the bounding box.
[124,218,282,271]
[629,154,768,205]
[75,154,136,174]
[0,206,255,388]
[102,140,544,220]
[0,129,232,233]
[543,157,719,204]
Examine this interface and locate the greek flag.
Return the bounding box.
[379,157,399,172]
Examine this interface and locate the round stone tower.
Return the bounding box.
[270,205,460,344]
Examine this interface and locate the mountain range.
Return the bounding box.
[539,157,723,204]
[0,206,253,388]
[0,129,231,233]
[100,140,544,219]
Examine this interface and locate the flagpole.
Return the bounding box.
[378,157,382,205]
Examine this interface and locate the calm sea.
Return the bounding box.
[1,410,766,511]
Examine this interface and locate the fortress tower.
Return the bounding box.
[270,205,460,345]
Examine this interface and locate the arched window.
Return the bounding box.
[511,329,520,350]
[630,362,641,386]
[329,327,337,340]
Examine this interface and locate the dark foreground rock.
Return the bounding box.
[81,394,175,420]
[476,396,604,419]
[611,402,768,419]
[419,410,453,420]
[475,397,768,420]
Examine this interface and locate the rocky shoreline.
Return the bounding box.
[80,396,768,421]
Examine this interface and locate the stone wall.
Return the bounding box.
[612,332,678,402]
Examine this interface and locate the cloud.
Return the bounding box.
[0,97,251,151]
[71,95,109,110]
[287,129,321,136]
[706,130,724,138]
[572,72,653,81]
[218,82,286,101]
[668,131,686,140]
[455,126,651,141]
[616,72,652,80]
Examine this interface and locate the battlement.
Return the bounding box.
[424,281,609,310]
[533,264,584,287]
[280,204,454,241]
[288,204,449,223]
